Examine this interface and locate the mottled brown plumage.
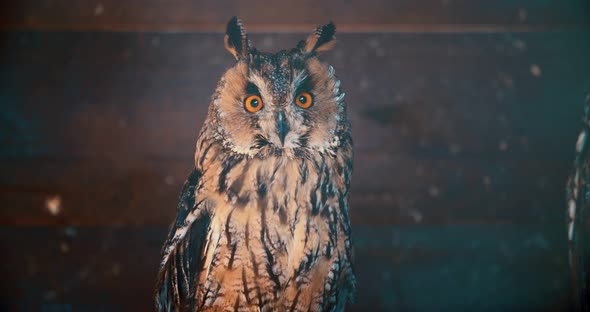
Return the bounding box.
[156,17,354,311]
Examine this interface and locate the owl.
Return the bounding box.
[566,95,590,311]
[155,17,355,312]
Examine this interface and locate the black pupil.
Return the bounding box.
[250,98,259,107]
[299,95,307,104]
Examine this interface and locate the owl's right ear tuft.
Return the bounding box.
[300,22,336,55]
[224,16,250,60]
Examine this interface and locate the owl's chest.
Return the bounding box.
[199,153,332,225]
[195,154,348,309]
[199,155,322,262]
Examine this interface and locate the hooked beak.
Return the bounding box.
[276,110,290,146]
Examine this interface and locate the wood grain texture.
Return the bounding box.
[0,224,571,311]
[1,31,590,226]
[1,0,589,32]
[0,158,577,226]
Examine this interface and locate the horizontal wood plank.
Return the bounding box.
[0,157,575,226]
[1,0,589,32]
[0,224,571,311]
[1,31,589,225]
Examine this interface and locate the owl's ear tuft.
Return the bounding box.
[224,16,250,60]
[301,22,336,55]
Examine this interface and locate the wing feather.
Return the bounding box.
[567,96,590,312]
[155,169,211,311]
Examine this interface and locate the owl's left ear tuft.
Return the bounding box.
[300,22,336,55]
[224,16,250,60]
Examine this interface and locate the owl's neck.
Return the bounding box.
[196,134,348,210]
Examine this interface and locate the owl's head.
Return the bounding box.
[208,17,348,159]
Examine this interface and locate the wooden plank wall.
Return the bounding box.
[1,1,589,311]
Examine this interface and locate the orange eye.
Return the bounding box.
[244,95,263,113]
[295,92,313,109]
